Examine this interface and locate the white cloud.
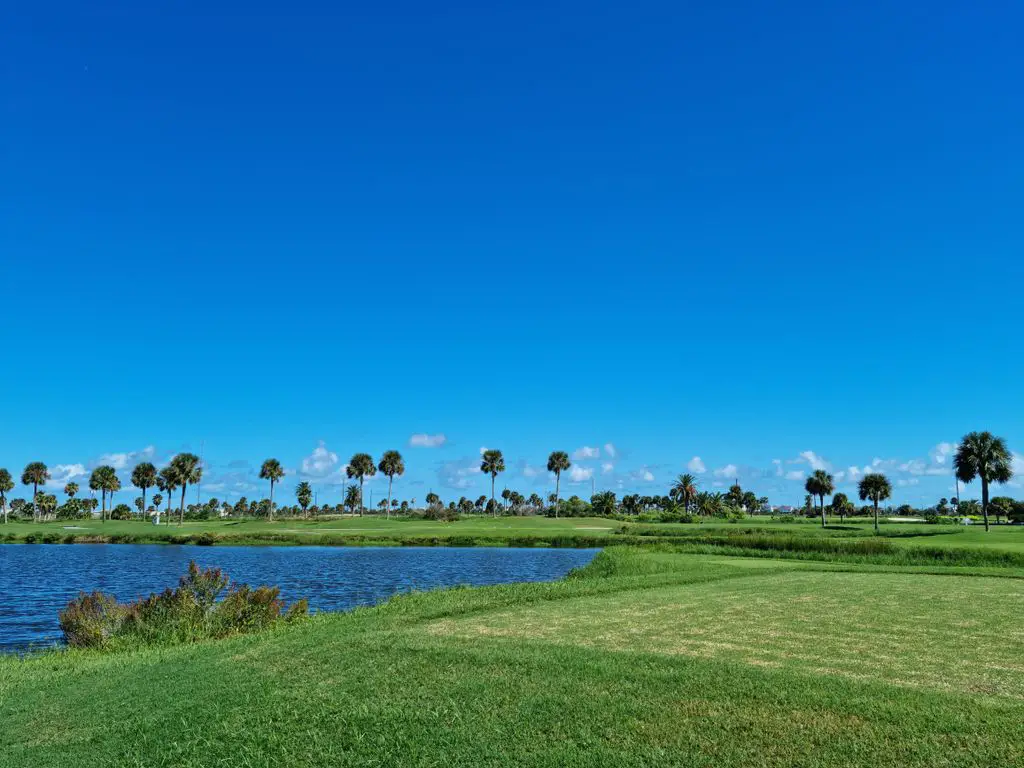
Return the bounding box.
[573,446,599,460]
[409,433,447,448]
[929,442,955,465]
[798,451,831,471]
[846,465,862,481]
[627,467,657,484]
[569,465,594,483]
[903,458,948,476]
[687,456,707,474]
[300,441,340,478]
[96,445,156,471]
[785,470,805,481]
[772,459,783,477]
[601,462,615,474]
[46,464,88,490]
[713,463,738,478]
[1008,453,1024,487]
[439,458,482,490]
[192,467,259,498]
[603,443,617,459]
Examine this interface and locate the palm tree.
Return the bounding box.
[501,487,511,513]
[259,458,285,522]
[805,470,834,528]
[480,450,505,517]
[0,469,13,524]
[89,468,103,519]
[344,484,361,515]
[21,462,50,523]
[670,474,698,513]
[131,462,157,519]
[696,491,724,517]
[64,482,79,499]
[152,493,163,514]
[858,473,892,533]
[346,454,376,515]
[89,466,117,521]
[831,492,851,521]
[295,481,313,517]
[377,451,405,519]
[954,431,1013,532]
[169,453,202,526]
[546,451,571,517]
[107,471,122,510]
[157,466,178,524]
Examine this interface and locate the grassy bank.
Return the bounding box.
[2,547,1023,766]
[0,516,621,547]
[5,516,1024,570]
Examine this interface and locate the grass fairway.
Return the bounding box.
[3,548,1024,766]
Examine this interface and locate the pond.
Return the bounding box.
[0,544,599,652]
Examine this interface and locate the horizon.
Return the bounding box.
[4,2,1022,506]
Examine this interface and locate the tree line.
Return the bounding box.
[0,432,1014,530]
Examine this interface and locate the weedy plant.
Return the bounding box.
[59,561,308,650]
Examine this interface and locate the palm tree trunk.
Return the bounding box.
[33,482,39,523]
[982,478,990,532]
[820,495,826,528]
[166,493,172,524]
[179,484,187,526]
[142,489,147,521]
[387,476,393,519]
[360,478,364,516]
[269,480,275,522]
[555,472,560,519]
[873,500,879,532]
[101,489,106,522]
[491,475,496,517]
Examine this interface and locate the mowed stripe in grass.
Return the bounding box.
[426,570,1024,699]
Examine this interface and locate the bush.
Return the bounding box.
[109,504,134,520]
[423,505,459,522]
[58,562,308,650]
[59,592,128,648]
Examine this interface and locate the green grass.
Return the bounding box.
[3,547,1024,766]
[0,515,622,547]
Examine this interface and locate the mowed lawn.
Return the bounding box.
[3,550,1023,767]
[428,569,1024,698]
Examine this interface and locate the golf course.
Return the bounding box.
[2,519,1024,766]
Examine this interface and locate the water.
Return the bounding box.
[0,544,598,652]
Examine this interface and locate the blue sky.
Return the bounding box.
[2,1,1022,506]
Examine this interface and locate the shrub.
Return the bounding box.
[423,505,459,522]
[58,561,308,650]
[109,504,134,520]
[59,592,129,648]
